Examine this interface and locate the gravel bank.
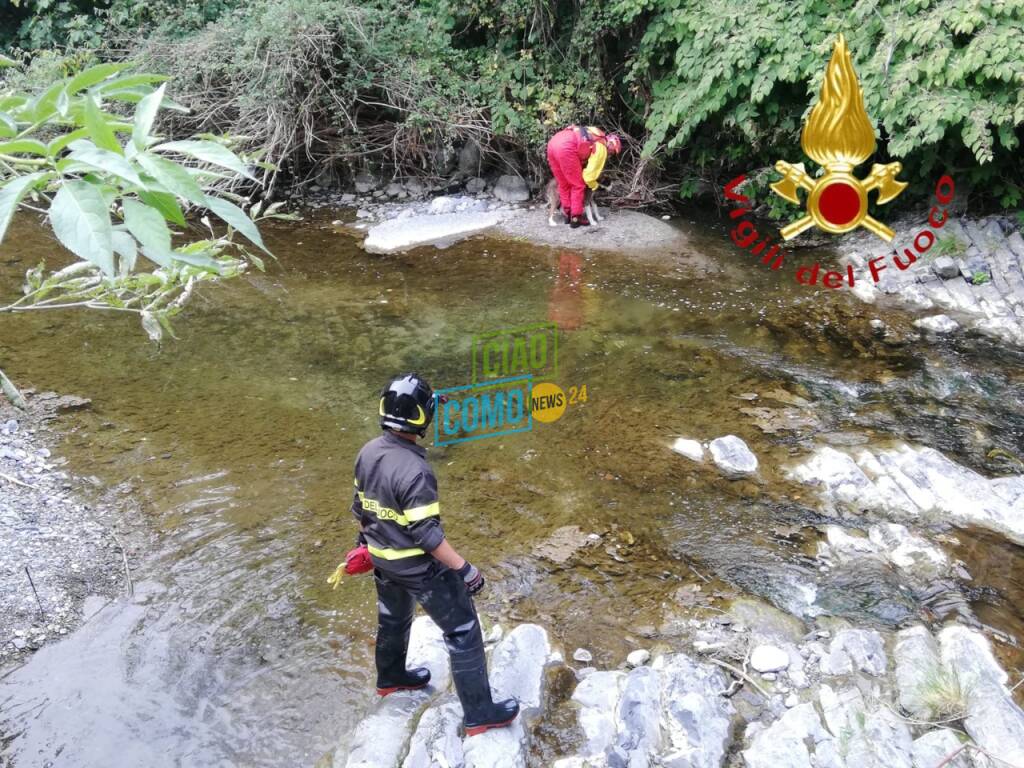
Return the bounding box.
[0,392,130,673]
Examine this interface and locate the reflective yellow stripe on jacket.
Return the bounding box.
[358,492,440,527]
[367,544,426,559]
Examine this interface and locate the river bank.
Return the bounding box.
[0,392,136,673]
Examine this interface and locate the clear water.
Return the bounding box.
[1,209,1023,766]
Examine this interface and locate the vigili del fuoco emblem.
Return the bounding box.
[771,34,906,242]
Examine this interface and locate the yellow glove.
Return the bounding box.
[327,562,345,590]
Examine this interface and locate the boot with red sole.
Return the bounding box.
[376,666,431,696]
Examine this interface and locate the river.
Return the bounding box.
[1,209,1023,766]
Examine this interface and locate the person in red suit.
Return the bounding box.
[546,125,622,228]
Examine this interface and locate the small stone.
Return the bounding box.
[661,215,671,220]
[784,693,799,708]
[914,314,959,334]
[626,649,651,668]
[575,666,597,680]
[573,648,594,663]
[2,419,18,435]
[933,256,960,279]
[751,644,791,673]
[761,672,777,682]
[708,435,758,476]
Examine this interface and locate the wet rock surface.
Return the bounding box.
[789,442,1024,544]
[837,215,1024,346]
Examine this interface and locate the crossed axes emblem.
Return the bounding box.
[770,160,907,242]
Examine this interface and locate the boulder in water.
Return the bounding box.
[362,211,503,254]
[708,435,758,476]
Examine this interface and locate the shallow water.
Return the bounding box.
[1,209,1023,766]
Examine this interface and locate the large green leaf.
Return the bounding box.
[0,112,17,138]
[67,143,147,189]
[83,93,122,154]
[65,63,127,95]
[123,198,173,263]
[135,152,207,205]
[0,172,49,245]
[49,181,115,276]
[132,83,165,151]
[47,127,90,156]
[96,73,166,93]
[139,189,187,227]
[153,140,257,181]
[0,139,48,156]
[203,196,269,254]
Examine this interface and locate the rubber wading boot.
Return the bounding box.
[453,662,520,736]
[570,215,590,228]
[376,666,431,697]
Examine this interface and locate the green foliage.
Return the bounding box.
[971,271,991,285]
[0,58,282,347]
[615,0,1024,208]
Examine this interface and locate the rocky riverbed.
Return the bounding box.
[837,214,1024,346]
[0,392,134,672]
[330,607,1024,767]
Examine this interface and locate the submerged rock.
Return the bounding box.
[708,435,758,476]
[363,211,504,254]
[670,437,704,462]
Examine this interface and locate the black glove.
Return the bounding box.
[457,561,485,596]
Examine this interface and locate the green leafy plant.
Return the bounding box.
[615,0,1024,210]
[971,271,991,285]
[0,58,285,405]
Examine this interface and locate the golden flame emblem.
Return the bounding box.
[771,34,906,242]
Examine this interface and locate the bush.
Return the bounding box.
[614,0,1024,209]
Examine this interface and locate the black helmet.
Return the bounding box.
[379,373,436,437]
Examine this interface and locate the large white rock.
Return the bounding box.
[670,437,704,462]
[571,670,625,758]
[894,625,943,720]
[819,629,887,678]
[741,702,832,768]
[791,443,1024,545]
[428,196,459,215]
[911,729,970,768]
[750,645,790,674]
[818,684,914,768]
[363,211,503,254]
[339,617,451,768]
[939,625,1024,765]
[402,695,464,768]
[708,435,758,476]
[656,653,734,768]
[610,665,663,766]
[463,624,553,768]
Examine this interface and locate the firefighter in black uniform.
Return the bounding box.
[351,373,520,736]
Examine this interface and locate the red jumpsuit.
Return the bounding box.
[547,127,595,219]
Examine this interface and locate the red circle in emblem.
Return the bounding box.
[818,182,861,226]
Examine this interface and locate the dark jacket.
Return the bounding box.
[352,431,445,577]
